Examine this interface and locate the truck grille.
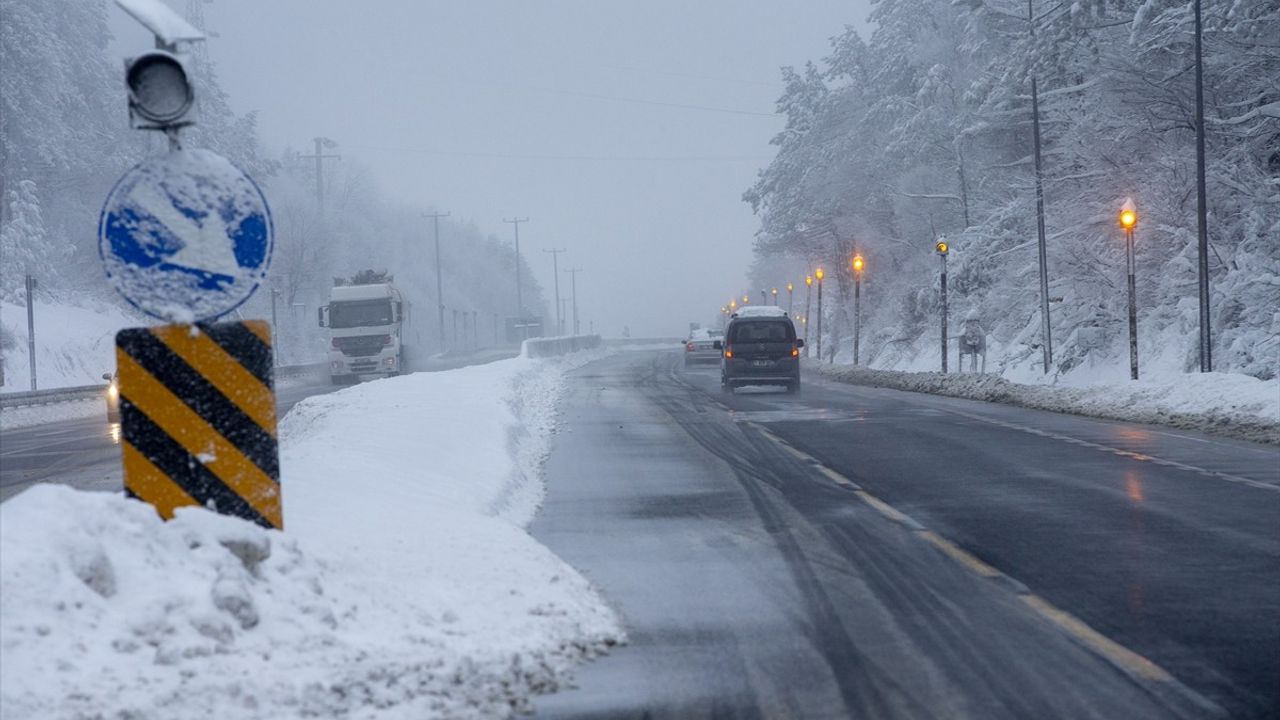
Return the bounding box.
[334,335,387,357]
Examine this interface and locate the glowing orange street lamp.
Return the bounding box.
[802,276,814,354]
[851,254,865,365]
[814,268,826,361]
[1121,198,1139,380]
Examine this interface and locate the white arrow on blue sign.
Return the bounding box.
[99,149,273,322]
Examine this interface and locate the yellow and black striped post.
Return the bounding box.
[115,320,281,529]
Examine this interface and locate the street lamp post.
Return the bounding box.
[1121,199,1139,380]
[761,290,767,305]
[787,282,794,316]
[771,288,778,306]
[804,276,813,356]
[936,241,950,373]
[852,255,864,366]
[815,268,825,361]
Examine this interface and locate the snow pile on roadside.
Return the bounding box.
[1,299,139,393]
[816,363,1280,444]
[1,352,623,719]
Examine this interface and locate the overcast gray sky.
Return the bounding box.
[112,1,873,336]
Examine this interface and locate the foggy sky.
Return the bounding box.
[110,1,873,337]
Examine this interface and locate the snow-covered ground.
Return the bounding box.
[815,362,1280,444]
[0,299,141,393]
[1,350,624,719]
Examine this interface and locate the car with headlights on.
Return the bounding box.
[102,372,121,423]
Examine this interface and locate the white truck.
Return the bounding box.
[318,282,408,384]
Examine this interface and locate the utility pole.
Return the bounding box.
[1193,0,1212,372]
[1028,0,1052,375]
[297,137,340,214]
[24,274,36,390]
[565,267,583,335]
[424,210,451,351]
[787,282,794,316]
[452,309,459,347]
[472,311,478,349]
[504,217,529,332]
[543,247,566,335]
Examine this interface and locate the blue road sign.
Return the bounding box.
[99,149,273,322]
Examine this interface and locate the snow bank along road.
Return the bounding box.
[1,352,622,719]
[532,349,1279,719]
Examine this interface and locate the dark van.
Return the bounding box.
[714,311,803,393]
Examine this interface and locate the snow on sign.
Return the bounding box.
[99,148,272,322]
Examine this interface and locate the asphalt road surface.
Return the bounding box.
[0,381,335,502]
[532,350,1279,719]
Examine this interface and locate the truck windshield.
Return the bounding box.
[329,299,393,328]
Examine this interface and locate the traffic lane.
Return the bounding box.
[680,360,1280,718]
[533,350,1212,719]
[0,379,337,502]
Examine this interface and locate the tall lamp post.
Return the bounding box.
[761,290,767,305]
[803,275,813,356]
[1120,199,1139,380]
[787,282,794,316]
[936,240,950,373]
[814,268,825,361]
[771,287,778,306]
[852,255,864,366]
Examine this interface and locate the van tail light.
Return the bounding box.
[724,347,733,359]
[791,346,799,357]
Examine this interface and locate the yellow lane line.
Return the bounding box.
[1021,594,1173,682]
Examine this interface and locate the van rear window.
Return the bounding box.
[730,321,794,343]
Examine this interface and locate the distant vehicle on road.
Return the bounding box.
[319,281,408,385]
[102,372,120,423]
[715,310,802,393]
[683,328,723,366]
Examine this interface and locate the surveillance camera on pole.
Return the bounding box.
[116,0,205,141]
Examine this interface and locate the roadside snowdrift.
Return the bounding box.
[816,363,1280,444]
[1,353,622,719]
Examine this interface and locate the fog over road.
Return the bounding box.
[532,350,1279,719]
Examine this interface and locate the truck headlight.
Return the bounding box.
[383,357,396,368]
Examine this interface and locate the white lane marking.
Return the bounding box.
[943,409,1279,493]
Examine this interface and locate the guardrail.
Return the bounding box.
[1,362,328,410]
[0,384,106,409]
[522,335,602,358]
